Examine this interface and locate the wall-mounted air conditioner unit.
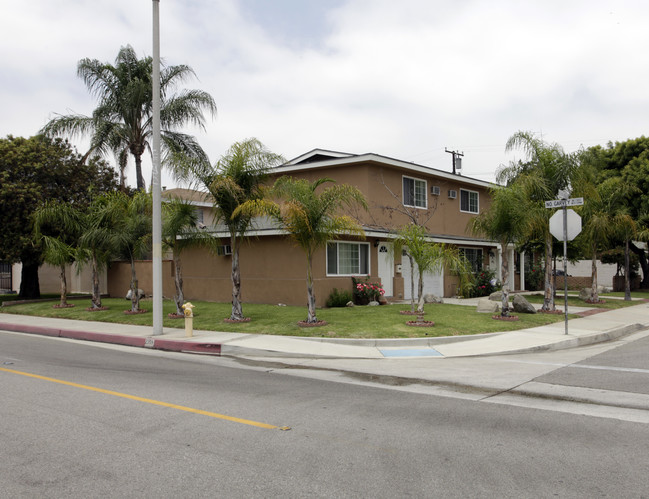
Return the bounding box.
[448,190,457,199]
[217,245,232,256]
[431,185,441,196]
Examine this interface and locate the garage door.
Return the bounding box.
[401,256,443,300]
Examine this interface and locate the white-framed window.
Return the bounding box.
[326,241,370,275]
[403,176,427,209]
[460,189,479,214]
[459,247,483,272]
[194,207,204,224]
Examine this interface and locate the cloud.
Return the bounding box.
[2,0,649,187]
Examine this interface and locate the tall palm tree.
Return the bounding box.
[470,183,530,317]
[33,200,83,308]
[500,131,579,312]
[393,224,471,314]
[189,139,284,321]
[41,45,216,190]
[236,177,367,324]
[103,191,152,312]
[162,197,213,316]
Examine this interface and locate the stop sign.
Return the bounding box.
[549,208,581,241]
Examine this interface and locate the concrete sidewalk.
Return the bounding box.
[1,301,648,359]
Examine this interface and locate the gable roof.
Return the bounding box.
[161,187,213,207]
[277,149,494,189]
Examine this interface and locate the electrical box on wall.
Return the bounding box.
[396,264,402,273]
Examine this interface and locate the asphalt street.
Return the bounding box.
[1,330,648,498]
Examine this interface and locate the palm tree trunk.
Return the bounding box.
[59,263,68,307]
[134,152,145,191]
[416,270,424,313]
[591,246,599,303]
[542,233,555,311]
[306,250,317,323]
[408,254,416,313]
[173,251,184,316]
[230,236,244,320]
[91,252,102,309]
[624,239,631,301]
[501,242,510,317]
[130,258,139,312]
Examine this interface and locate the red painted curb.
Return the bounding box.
[0,322,220,355]
[58,329,147,348]
[0,322,60,337]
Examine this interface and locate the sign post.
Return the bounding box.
[546,198,583,335]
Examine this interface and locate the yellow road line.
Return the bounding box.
[0,367,289,431]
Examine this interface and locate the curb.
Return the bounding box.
[0,322,222,355]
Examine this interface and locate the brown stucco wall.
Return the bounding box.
[107,260,175,298]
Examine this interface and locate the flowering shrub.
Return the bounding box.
[351,276,385,304]
[467,269,500,297]
[525,261,545,291]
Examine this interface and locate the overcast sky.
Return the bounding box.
[2,0,648,188]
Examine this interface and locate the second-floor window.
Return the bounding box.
[460,189,479,214]
[403,176,427,209]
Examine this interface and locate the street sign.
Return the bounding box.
[544,197,584,208]
[549,208,581,241]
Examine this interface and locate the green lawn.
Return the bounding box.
[524,292,645,310]
[0,297,578,339]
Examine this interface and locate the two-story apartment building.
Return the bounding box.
[108,148,520,306]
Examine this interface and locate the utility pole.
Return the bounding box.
[445,148,464,174]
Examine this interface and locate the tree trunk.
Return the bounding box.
[306,250,317,323]
[173,251,184,316]
[629,242,649,288]
[501,242,510,317]
[19,258,40,299]
[230,236,244,320]
[130,258,139,312]
[542,233,555,311]
[408,254,416,313]
[625,239,631,301]
[591,245,599,303]
[416,269,424,313]
[91,253,102,309]
[134,152,145,191]
[59,263,68,307]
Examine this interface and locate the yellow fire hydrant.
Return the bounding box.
[182,302,195,337]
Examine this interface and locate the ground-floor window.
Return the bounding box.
[459,247,483,273]
[327,241,370,275]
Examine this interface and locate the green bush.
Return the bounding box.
[467,269,500,297]
[326,288,353,308]
[525,261,544,291]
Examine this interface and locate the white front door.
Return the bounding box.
[401,255,444,300]
[377,242,394,296]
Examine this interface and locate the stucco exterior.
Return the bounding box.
[109,149,501,306]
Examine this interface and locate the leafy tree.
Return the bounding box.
[236,177,367,324]
[102,191,152,312]
[162,197,213,315]
[41,45,217,190]
[0,135,117,298]
[186,139,284,321]
[499,131,579,312]
[394,224,471,314]
[470,182,530,317]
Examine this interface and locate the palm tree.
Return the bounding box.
[393,224,471,314]
[33,200,83,308]
[500,131,579,312]
[162,197,212,316]
[187,139,284,321]
[236,177,367,324]
[103,191,152,312]
[41,45,216,190]
[470,183,530,317]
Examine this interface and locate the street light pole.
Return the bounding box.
[151,0,163,335]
